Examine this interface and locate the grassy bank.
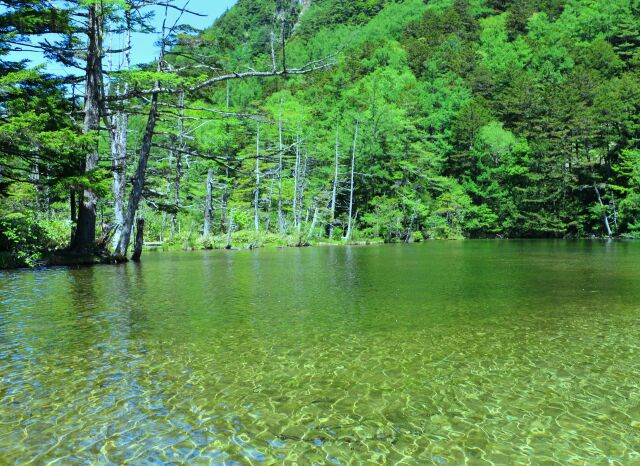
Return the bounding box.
[154,229,392,252]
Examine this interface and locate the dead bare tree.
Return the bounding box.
[204,168,214,239]
[220,81,231,232]
[292,128,301,231]
[329,123,340,239]
[254,121,261,239]
[594,184,613,237]
[277,98,286,234]
[111,38,335,259]
[345,121,359,241]
[110,6,132,249]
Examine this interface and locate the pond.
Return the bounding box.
[1,241,639,464]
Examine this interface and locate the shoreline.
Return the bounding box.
[0,236,633,271]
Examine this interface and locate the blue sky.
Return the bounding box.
[4,0,237,73]
[128,0,238,65]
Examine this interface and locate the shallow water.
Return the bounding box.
[1,241,639,464]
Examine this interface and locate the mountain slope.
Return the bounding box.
[135,0,640,242]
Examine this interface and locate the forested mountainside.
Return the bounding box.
[1,0,640,266]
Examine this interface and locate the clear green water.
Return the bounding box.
[1,241,640,465]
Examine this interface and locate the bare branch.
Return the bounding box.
[107,57,336,101]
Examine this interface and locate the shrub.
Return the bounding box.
[0,213,67,267]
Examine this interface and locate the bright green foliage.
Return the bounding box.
[612,149,640,234]
[0,1,87,263]
[0,69,86,193]
[0,212,69,266]
[0,2,86,195]
[4,0,640,266]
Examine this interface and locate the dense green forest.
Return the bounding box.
[1,0,640,267]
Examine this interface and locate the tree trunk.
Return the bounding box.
[308,206,319,240]
[345,121,358,241]
[405,214,415,243]
[71,4,103,252]
[170,91,185,236]
[220,189,228,233]
[293,129,300,231]
[297,149,307,235]
[204,168,213,239]
[220,82,231,232]
[225,209,233,249]
[170,151,177,236]
[254,122,261,237]
[329,124,339,239]
[113,90,159,260]
[131,216,144,262]
[277,104,285,234]
[265,177,274,233]
[111,111,128,246]
[170,145,182,237]
[111,10,131,250]
[70,190,77,243]
[594,185,612,237]
[160,212,166,243]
